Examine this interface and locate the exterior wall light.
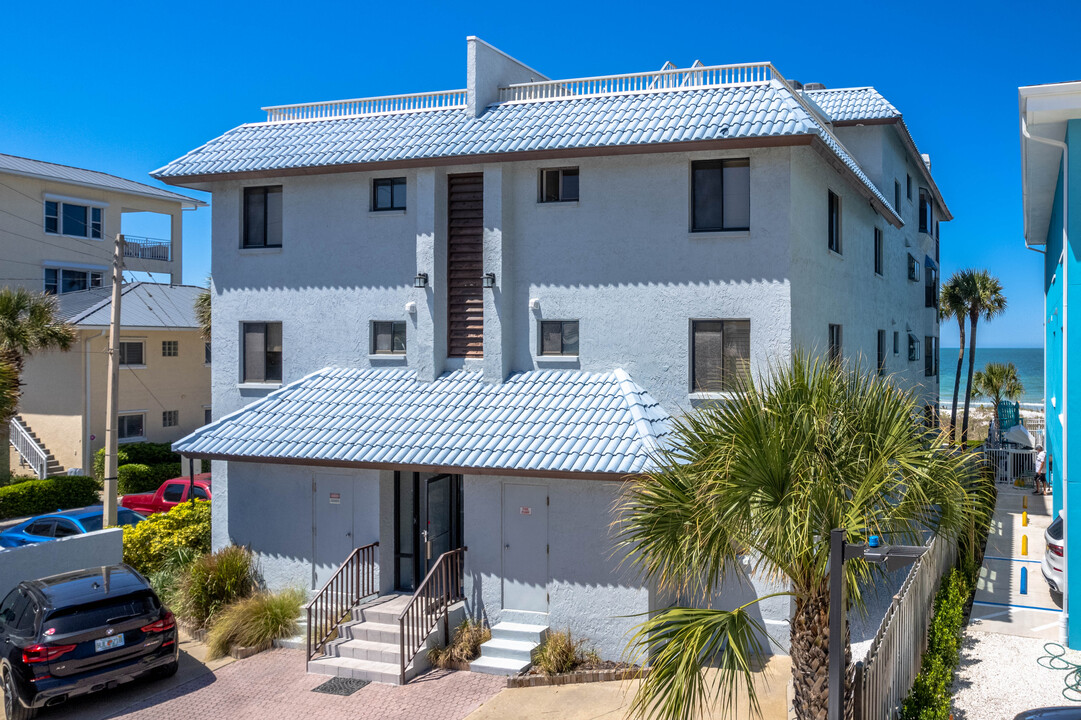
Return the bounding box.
[482,273,496,289]
[414,273,429,288]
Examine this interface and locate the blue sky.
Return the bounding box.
[5,0,1078,348]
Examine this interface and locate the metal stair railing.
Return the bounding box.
[10,417,48,479]
[397,547,466,684]
[306,542,379,662]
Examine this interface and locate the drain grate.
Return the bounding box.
[312,677,370,696]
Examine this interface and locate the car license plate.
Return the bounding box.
[95,634,124,652]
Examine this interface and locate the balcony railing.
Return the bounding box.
[264,90,467,123]
[498,62,775,103]
[123,236,171,262]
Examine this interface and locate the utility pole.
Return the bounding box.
[103,234,124,527]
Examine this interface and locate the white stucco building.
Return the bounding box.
[156,38,948,683]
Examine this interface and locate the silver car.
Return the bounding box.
[1042,512,1064,594]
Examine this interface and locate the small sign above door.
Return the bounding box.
[329,493,341,505]
[520,506,532,515]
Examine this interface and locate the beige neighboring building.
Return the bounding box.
[0,153,204,293]
[12,283,212,477]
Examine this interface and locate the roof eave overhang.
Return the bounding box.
[807,136,903,228]
[176,450,640,482]
[833,117,952,222]
[0,167,207,209]
[1019,82,1081,247]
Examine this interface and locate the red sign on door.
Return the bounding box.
[329,493,341,505]
[520,506,531,515]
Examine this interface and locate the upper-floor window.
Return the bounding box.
[539,168,579,203]
[372,177,406,211]
[907,253,920,282]
[908,333,921,362]
[906,174,913,201]
[119,341,144,367]
[893,181,901,211]
[540,320,579,357]
[691,319,750,392]
[877,329,887,376]
[918,187,932,234]
[242,322,283,383]
[827,191,842,254]
[204,406,212,425]
[828,324,843,364]
[45,200,103,239]
[243,186,283,248]
[874,228,883,276]
[162,340,179,357]
[372,321,406,355]
[925,266,939,309]
[691,159,750,232]
[924,336,939,377]
[44,267,103,295]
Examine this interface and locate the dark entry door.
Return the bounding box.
[395,472,462,591]
[447,173,484,358]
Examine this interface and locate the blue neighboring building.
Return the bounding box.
[1020,81,1081,647]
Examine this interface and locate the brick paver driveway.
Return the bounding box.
[42,649,505,720]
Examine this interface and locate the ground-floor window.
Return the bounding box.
[118,413,145,441]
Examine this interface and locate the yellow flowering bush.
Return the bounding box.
[123,500,211,576]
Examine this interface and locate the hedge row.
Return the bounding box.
[118,462,183,495]
[122,500,211,576]
[0,476,100,520]
[94,443,179,481]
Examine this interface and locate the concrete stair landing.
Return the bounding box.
[470,621,548,676]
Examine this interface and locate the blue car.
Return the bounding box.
[0,506,145,548]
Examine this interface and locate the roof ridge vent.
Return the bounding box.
[804,82,827,91]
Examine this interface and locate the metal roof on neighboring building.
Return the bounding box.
[172,366,671,476]
[0,154,205,208]
[152,80,900,224]
[805,87,901,122]
[57,282,204,329]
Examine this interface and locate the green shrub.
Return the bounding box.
[428,619,491,668]
[117,462,182,495]
[206,589,305,659]
[534,630,590,676]
[147,546,203,610]
[122,500,211,576]
[176,545,257,628]
[94,448,129,481]
[95,443,178,481]
[0,476,99,520]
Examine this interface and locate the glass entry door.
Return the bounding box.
[395,472,462,592]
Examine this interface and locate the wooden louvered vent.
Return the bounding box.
[447,173,484,358]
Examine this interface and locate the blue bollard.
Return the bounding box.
[1021,566,1028,595]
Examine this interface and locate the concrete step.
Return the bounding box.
[333,638,400,664]
[469,655,532,676]
[308,656,402,685]
[273,615,308,650]
[354,595,410,625]
[478,637,538,662]
[490,621,549,645]
[342,620,400,644]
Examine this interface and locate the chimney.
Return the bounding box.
[467,37,549,117]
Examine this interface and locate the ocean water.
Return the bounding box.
[939,347,1043,407]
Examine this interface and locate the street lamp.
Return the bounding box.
[828,528,928,720]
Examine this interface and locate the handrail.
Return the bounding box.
[306,541,379,662]
[10,417,48,479]
[264,89,467,123]
[122,235,172,262]
[397,546,467,684]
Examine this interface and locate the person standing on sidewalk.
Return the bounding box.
[1035,445,1047,495]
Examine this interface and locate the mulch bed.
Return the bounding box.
[509,661,645,688]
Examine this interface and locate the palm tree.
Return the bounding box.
[617,354,983,720]
[972,361,1024,413]
[940,273,969,442]
[0,288,76,471]
[195,278,211,343]
[960,271,1007,444]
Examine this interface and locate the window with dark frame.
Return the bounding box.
[907,253,920,282]
[204,407,212,424]
[924,336,938,377]
[828,191,842,253]
[828,324,842,364]
[44,200,103,239]
[118,414,145,440]
[242,322,283,383]
[204,342,212,365]
[918,187,932,234]
[906,174,913,200]
[691,319,750,392]
[372,321,407,355]
[908,333,921,362]
[242,186,283,248]
[373,177,407,211]
[893,331,900,355]
[877,330,887,376]
[894,181,901,211]
[44,268,103,295]
[539,168,579,203]
[925,266,939,309]
[540,320,579,357]
[691,159,750,232]
[162,410,179,427]
[162,340,178,357]
[118,341,144,366]
[874,227,883,275]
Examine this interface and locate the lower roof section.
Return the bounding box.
[173,366,671,478]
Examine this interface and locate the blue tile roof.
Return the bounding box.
[806,87,901,122]
[153,80,900,224]
[173,367,671,476]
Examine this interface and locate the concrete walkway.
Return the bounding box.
[968,484,1063,640]
[467,656,792,720]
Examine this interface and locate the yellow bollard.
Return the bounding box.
[1023,511,1029,527]
[1022,535,1028,556]
[1023,496,1028,510]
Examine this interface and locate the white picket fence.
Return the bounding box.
[985,447,1037,485]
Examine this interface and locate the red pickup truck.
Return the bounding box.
[121,473,212,515]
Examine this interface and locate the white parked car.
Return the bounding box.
[1043,511,1064,594]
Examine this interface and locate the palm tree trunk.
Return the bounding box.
[949,317,966,443]
[791,586,852,720]
[961,316,980,444]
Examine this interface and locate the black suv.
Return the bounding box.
[1,565,178,719]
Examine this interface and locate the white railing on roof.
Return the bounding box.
[264,90,468,123]
[498,62,774,103]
